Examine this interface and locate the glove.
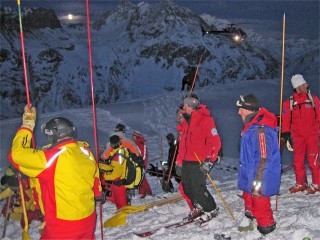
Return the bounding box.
[175,164,182,177]
[252,180,262,197]
[199,158,214,175]
[281,132,293,151]
[95,191,107,204]
[217,148,223,164]
[22,105,36,131]
[113,179,126,186]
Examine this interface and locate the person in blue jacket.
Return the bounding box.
[236,94,281,235]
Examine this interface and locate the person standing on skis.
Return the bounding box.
[236,94,281,236]
[281,74,320,194]
[8,106,102,239]
[132,130,153,198]
[178,94,221,221]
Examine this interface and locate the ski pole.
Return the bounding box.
[194,152,235,221]
[17,1,32,238]
[85,0,104,239]
[165,144,178,190]
[189,49,205,94]
[18,174,31,240]
[2,194,13,238]
[276,13,286,212]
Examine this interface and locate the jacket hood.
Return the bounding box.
[243,107,277,133]
[192,104,211,117]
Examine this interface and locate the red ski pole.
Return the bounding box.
[85,0,104,239]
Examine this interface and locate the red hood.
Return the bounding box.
[243,107,277,133]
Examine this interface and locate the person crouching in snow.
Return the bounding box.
[8,106,103,240]
[236,94,281,235]
[0,167,41,230]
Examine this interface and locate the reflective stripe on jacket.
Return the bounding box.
[8,128,102,229]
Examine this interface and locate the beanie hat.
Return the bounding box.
[132,130,143,138]
[291,74,307,89]
[184,94,200,108]
[236,94,259,111]
[110,135,121,148]
[115,123,126,133]
[166,133,175,142]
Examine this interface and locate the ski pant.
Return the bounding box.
[179,183,194,210]
[242,191,275,227]
[138,175,152,196]
[292,133,319,185]
[107,184,127,209]
[41,211,96,240]
[181,161,216,212]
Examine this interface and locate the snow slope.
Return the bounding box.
[1,79,319,240]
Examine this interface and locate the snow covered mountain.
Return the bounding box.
[0,1,319,120]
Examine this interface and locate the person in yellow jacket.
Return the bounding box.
[8,105,103,240]
[0,169,41,229]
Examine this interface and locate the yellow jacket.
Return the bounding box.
[8,128,102,235]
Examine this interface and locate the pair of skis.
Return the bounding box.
[133,216,211,237]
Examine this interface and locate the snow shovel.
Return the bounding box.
[104,194,183,228]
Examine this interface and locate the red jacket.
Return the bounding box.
[282,92,319,137]
[133,135,148,168]
[177,104,221,163]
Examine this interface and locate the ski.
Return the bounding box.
[133,216,212,237]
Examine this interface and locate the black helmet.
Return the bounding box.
[41,117,75,144]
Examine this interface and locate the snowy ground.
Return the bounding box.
[1,79,319,240]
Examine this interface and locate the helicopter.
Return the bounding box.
[201,23,247,42]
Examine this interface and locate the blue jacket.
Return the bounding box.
[238,108,281,196]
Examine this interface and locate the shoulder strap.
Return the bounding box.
[289,96,294,111]
[307,90,315,108]
[256,127,267,182]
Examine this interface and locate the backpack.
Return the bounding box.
[289,90,316,124]
[100,147,144,189]
[289,90,315,111]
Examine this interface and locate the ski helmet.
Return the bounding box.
[41,117,75,144]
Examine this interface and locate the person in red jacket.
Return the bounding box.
[281,74,320,194]
[8,106,102,240]
[132,130,153,198]
[177,94,221,221]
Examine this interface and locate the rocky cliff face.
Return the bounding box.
[0,2,318,120]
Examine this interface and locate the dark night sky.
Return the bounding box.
[1,0,319,39]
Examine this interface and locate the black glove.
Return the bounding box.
[217,148,223,164]
[113,179,126,186]
[95,191,107,204]
[281,132,293,151]
[175,164,182,177]
[199,158,214,175]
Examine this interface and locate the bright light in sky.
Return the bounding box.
[67,14,73,20]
